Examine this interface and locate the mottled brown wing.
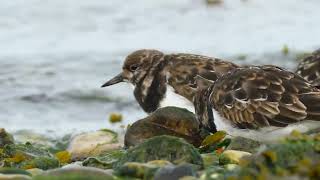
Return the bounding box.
[210,65,320,129]
[296,49,320,88]
[165,53,239,101]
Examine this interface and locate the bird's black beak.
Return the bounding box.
[101,73,124,87]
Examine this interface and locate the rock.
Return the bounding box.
[221,132,320,179]
[13,130,53,148]
[227,136,262,153]
[116,160,172,179]
[34,166,114,180]
[199,166,229,180]
[116,135,203,168]
[82,150,126,169]
[125,107,205,147]
[154,164,197,180]
[201,153,219,168]
[206,0,223,5]
[109,113,123,123]
[67,129,122,160]
[219,150,252,165]
[13,130,72,153]
[26,168,44,176]
[0,143,60,170]
[0,174,31,180]
[0,128,14,147]
[0,167,31,176]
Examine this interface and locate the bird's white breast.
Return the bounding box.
[160,85,195,113]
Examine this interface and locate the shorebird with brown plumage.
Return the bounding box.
[101,49,238,113]
[194,65,320,141]
[296,49,320,89]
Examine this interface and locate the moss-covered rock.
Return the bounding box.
[227,136,262,153]
[34,167,114,180]
[12,130,72,154]
[116,160,172,179]
[27,168,44,176]
[0,143,59,170]
[67,129,121,161]
[82,150,126,169]
[0,128,14,147]
[154,164,197,180]
[116,135,203,169]
[0,167,31,176]
[222,131,320,179]
[201,153,220,168]
[218,150,251,165]
[0,174,31,180]
[125,107,205,148]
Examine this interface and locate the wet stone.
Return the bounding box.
[125,107,205,148]
[116,135,203,169]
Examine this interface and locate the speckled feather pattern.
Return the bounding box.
[296,49,320,88]
[117,49,238,113]
[166,53,239,102]
[198,65,320,130]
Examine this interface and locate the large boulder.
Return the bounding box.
[116,135,203,169]
[34,166,114,180]
[125,107,205,147]
[67,129,122,161]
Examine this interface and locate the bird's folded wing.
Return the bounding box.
[210,65,320,129]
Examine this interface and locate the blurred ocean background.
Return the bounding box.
[1,0,320,135]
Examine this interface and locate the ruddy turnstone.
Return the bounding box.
[194,65,320,141]
[101,49,238,113]
[296,49,320,88]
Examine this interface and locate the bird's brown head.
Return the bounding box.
[101,49,164,87]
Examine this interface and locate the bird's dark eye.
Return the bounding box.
[130,64,139,71]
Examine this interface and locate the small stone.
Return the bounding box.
[154,164,197,180]
[206,0,223,6]
[82,150,126,169]
[0,174,31,180]
[201,153,219,168]
[125,107,204,147]
[26,168,44,176]
[0,128,14,147]
[0,167,31,176]
[227,136,261,153]
[35,166,114,180]
[219,150,252,165]
[116,161,172,179]
[109,113,123,123]
[67,129,121,160]
[116,135,203,168]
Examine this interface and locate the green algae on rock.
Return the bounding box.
[154,164,197,180]
[125,107,205,148]
[226,136,262,153]
[0,143,60,170]
[67,129,122,161]
[116,160,172,179]
[82,150,126,169]
[34,166,114,180]
[0,167,31,176]
[116,135,203,169]
[218,150,252,165]
[218,131,320,180]
[13,130,72,154]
